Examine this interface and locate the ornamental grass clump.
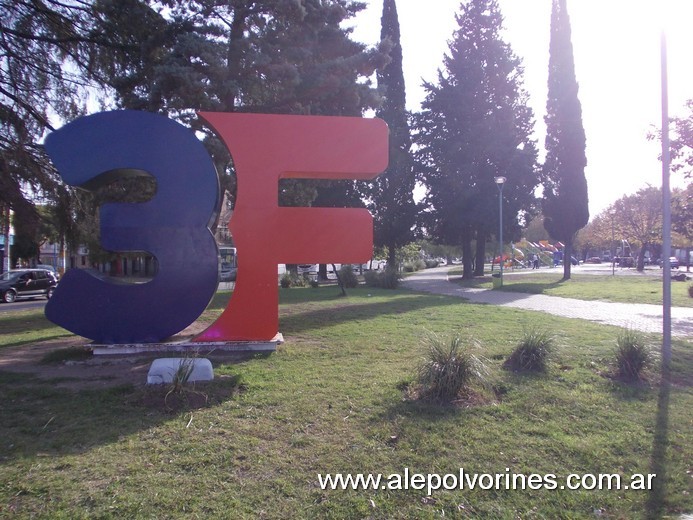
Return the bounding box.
[505,327,555,372]
[364,268,400,289]
[417,331,489,403]
[614,328,653,381]
[162,354,210,411]
[338,265,359,288]
[280,272,307,288]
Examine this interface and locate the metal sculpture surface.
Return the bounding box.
[44,111,388,343]
[45,111,219,343]
[194,112,388,341]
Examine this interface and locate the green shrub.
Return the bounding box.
[338,265,359,288]
[380,269,401,289]
[614,328,653,381]
[364,269,400,289]
[417,331,489,403]
[280,272,306,288]
[404,260,427,272]
[504,327,555,372]
[280,273,292,288]
[363,270,378,286]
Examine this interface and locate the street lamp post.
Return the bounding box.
[610,211,615,276]
[494,176,506,287]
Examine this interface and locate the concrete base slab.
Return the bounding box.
[147,357,214,385]
[90,334,283,356]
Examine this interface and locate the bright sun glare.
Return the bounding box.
[351,0,692,218]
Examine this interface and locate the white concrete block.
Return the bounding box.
[147,357,214,385]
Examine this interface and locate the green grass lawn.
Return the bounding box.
[0,286,691,519]
[451,269,693,307]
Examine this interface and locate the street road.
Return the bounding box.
[0,299,47,314]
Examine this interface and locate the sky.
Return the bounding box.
[348,0,693,219]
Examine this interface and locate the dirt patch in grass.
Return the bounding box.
[0,320,256,391]
[130,374,246,412]
[401,383,499,408]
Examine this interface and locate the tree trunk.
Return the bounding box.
[562,241,573,280]
[318,264,328,281]
[474,228,486,277]
[332,263,346,296]
[636,244,647,272]
[224,8,250,111]
[387,244,397,272]
[462,237,474,279]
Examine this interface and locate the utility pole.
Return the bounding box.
[660,30,671,376]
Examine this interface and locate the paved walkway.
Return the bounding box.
[401,266,693,338]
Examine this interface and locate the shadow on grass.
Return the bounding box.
[0,310,82,349]
[2,333,75,350]
[0,372,156,462]
[644,340,692,517]
[0,368,244,463]
[645,375,670,519]
[450,275,493,289]
[279,290,466,335]
[497,280,566,295]
[607,379,656,402]
[449,272,568,294]
[377,392,468,422]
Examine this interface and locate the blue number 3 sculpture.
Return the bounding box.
[44,110,219,343]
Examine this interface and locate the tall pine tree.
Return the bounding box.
[542,0,589,280]
[369,0,416,268]
[87,0,391,273]
[0,0,102,256]
[414,0,539,278]
[93,1,386,144]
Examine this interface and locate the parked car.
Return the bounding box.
[219,262,237,282]
[36,264,60,280]
[586,257,602,264]
[0,269,58,303]
[659,257,680,269]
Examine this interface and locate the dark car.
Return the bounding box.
[0,269,58,303]
[36,264,60,280]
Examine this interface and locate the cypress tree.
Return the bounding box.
[370,0,416,268]
[542,0,589,280]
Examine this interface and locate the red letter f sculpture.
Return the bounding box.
[195,113,388,342]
